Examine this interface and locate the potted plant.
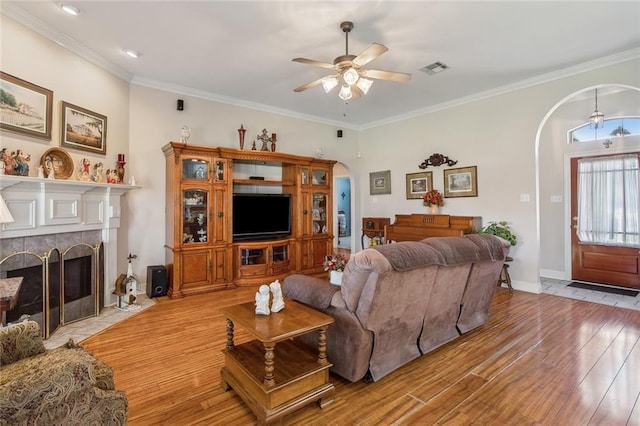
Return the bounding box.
[323,252,348,285]
[478,221,517,246]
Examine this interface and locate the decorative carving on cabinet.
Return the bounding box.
[418,153,458,169]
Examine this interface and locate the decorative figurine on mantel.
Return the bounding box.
[91,162,104,182]
[78,158,91,181]
[270,280,285,313]
[255,284,271,315]
[4,149,31,176]
[44,155,55,179]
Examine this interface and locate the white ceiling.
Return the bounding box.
[3,1,640,128]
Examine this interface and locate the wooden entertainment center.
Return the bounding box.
[163,143,336,297]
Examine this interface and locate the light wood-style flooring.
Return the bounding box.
[82,286,640,425]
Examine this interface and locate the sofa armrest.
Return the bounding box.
[0,358,95,420]
[283,274,341,310]
[0,320,46,366]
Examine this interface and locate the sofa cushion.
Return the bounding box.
[371,241,443,271]
[0,321,46,366]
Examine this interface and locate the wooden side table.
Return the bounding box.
[0,277,23,326]
[220,299,335,425]
[361,217,390,250]
[497,256,514,293]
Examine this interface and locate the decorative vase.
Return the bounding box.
[429,205,439,214]
[330,270,343,286]
[237,124,246,149]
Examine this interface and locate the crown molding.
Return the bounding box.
[130,76,361,130]
[1,2,133,82]
[362,48,640,130]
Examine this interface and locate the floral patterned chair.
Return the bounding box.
[0,320,127,425]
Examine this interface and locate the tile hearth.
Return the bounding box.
[44,294,155,349]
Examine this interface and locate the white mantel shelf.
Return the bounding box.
[0,174,138,239]
[0,174,137,195]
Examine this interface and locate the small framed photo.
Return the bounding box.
[61,101,107,155]
[369,170,391,195]
[0,72,53,140]
[444,166,478,198]
[405,171,433,199]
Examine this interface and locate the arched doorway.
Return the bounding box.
[333,162,353,251]
[535,84,640,291]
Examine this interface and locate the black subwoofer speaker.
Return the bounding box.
[146,265,167,298]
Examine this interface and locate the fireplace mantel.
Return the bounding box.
[0,174,137,305]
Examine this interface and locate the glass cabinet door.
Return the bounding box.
[301,167,309,186]
[182,158,209,181]
[272,244,289,263]
[183,189,208,244]
[312,192,328,234]
[311,169,328,186]
[240,248,266,266]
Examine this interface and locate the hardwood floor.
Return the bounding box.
[81,286,640,425]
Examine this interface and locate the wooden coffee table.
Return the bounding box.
[220,299,334,425]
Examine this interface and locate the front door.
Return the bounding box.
[570,155,640,289]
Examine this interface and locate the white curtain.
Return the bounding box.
[577,154,639,247]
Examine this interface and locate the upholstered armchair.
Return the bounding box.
[0,320,127,425]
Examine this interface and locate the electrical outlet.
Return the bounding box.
[520,193,530,202]
[550,195,563,203]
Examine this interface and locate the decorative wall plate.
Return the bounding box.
[40,147,74,179]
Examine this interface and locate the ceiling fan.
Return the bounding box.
[292,21,411,101]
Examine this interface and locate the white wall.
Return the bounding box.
[360,61,640,292]
[3,15,640,291]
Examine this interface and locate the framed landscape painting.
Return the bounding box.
[61,101,107,155]
[0,72,53,140]
[369,170,391,195]
[444,166,478,198]
[405,171,433,199]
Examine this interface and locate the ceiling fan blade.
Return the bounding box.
[293,76,329,92]
[292,57,335,69]
[360,69,411,83]
[353,43,388,67]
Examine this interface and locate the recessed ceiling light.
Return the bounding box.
[61,4,80,16]
[123,49,141,59]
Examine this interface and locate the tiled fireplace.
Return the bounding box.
[0,174,135,338]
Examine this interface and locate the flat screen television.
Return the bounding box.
[232,194,292,241]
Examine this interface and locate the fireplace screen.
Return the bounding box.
[0,242,104,338]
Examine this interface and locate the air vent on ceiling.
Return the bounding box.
[420,61,449,75]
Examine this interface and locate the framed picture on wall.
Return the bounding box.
[443,166,478,198]
[369,170,391,195]
[0,72,53,140]
[61,101,107,155]
[405,171,433,199]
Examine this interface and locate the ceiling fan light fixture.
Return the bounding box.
[338,85,353,101]
[356,78,373,95]
[322,76,339,93]
[343,67,360,86]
